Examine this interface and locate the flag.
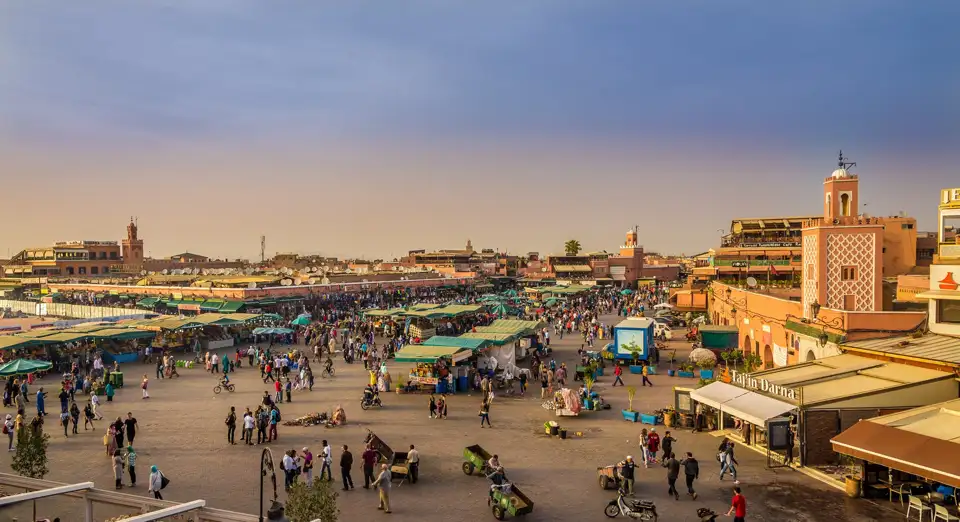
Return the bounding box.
[770,264,779,276]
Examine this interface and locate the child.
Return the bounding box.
[428,394,437,419]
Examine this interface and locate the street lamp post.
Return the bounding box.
[259,448,286,521]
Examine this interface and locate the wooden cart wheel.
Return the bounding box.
[599,475,610,489]
[492,505,505,520]
[462,462,475,475]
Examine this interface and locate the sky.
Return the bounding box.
[1,1,958,261]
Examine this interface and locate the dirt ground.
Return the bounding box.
[0,313,906,522]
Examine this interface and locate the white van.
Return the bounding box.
[654,322,673,340]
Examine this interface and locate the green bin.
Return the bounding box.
[109,372,124,388]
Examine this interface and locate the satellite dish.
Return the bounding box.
[161,269,168,275]
[248,282,257,289]
[746,277,758,288]
[245,268,255,275]
[308,278,316,285]
[200,269,208,276]
[140,270,147,276]
[293,278,302,285]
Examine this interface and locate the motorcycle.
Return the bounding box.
[360,393,383,410]
[604,488,657,520]
[697,508,719,522]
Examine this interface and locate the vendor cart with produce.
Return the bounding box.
[488,482,534,520]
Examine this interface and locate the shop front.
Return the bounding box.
[680,354,959,467]
[394,345,474,393]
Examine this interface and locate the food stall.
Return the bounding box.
[394,345,472,393]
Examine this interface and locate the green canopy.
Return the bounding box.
[219,301,245,313]
[422,336,490,351]
[394,345,469,363]
[0,359,53,377]
[620,289,634,295]
[136,297,160,308]
[290,316,311,326]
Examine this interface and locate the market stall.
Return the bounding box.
[394,345,471,393]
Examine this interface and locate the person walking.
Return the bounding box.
[719,442,740,484]
[36,388,47,416]
[646,428,661,467]
[320,440,333,481]
[641,363,653,387]
[112,449,124,489]
[274,379,283,404]
[124,413,138,445]
[4,414,13,451]
[612,364,624,386]
[407,445,420,484]
[59,408,70,437]
[479,399,491,428]
[243,408,255,445]
[282,450,298,491]
[340,445,354,490]
[225,407,237,445]
[148,466,165,499]
[662,431,676,461]
[662,452,680,500]
[69,402,80,435]
[372,463,392,513]
[726,486,746,522]
[619,456,636,496]
[268,406,279,442]
[681,452,699,500]
[141,375,150,399]
[125,445,138,487]
[361,444,378,489]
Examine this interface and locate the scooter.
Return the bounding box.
[360,393,383,410]
[603,487,657,520]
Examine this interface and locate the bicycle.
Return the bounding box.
[321,367,335,378]
[213,383,236,394]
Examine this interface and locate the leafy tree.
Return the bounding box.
[11,428,50,479]
[564,239,582,256]
[284,477,340,522]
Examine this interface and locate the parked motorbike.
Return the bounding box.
[360,393,383,410]
[603,488,657,520]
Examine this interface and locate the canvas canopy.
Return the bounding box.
[394,345,470,363]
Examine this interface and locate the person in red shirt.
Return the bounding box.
[726,486,746,522]
[646,428,661,467]
[612,364,624,387]
[274,379,283,404]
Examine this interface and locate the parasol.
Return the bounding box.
[290,316,311,326]
[0,358,53,377]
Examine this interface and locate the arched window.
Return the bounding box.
[826,193,832,215]
[840,193,851,216]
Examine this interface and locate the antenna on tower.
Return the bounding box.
[260,235,266,263]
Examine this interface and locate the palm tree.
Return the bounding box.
[564,239,582,256]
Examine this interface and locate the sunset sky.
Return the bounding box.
[1,1,958,261]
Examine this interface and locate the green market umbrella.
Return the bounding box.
[620,289,634,295]
[290,316,311,326]
[0,359,53,377]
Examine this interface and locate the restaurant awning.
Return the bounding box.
[832,420,960,488]
[422,336,490,351]
[394,345,470,363]
[136,297,159,308]
[690,381,750,409]
[690,381,796,426]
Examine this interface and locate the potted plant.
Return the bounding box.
[677,363,695,379]
[629,347,643,374]
[667,350,677,377]
[697,359,716,380]
[621,385,639,422]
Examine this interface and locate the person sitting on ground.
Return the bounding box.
[332,404,346,425]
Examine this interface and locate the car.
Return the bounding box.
[653,316,674,327]
[654,322,673,340]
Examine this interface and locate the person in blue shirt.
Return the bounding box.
[269,407,279,442]
[36,388,48,416]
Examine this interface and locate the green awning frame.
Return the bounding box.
[219,301,245,313]
[394,345,469,363]
[421,336,490,351]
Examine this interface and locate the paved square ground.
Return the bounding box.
[0,314,905,521]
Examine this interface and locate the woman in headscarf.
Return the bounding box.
[148,465,164,499]
[112,449,124,489]
[106,423,118,456]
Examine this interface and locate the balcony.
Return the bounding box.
[720,238,801,249]
[803,216,883,228]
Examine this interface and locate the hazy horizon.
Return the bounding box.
[2,1,958,260]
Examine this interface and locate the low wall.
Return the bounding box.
[0,300,145,320]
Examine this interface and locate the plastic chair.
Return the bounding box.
[907,496,932,521]
[933,504,960,522]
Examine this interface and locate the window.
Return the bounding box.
[938,300,960,324]
[841,266,857,281]
[882,247,887,253]
[840,193,851,216]
[91,267,98,275]
[902,223,914,230]
[110,252,118,260]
